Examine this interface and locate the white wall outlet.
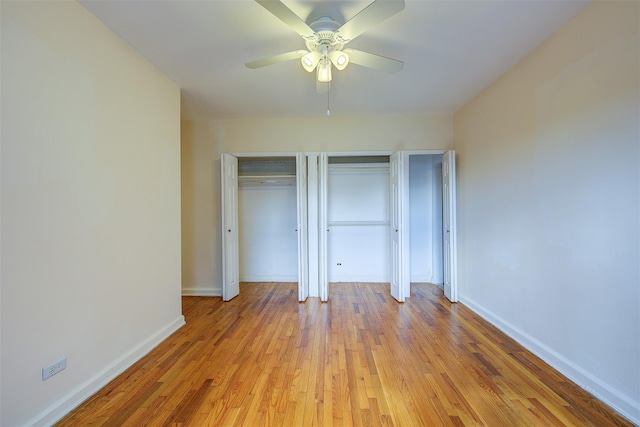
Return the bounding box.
[42,357,66,381]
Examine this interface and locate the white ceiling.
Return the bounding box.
[79,0,590,120]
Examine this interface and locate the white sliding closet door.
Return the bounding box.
[318,153,329,302]
[296,153,309,301]
[442,150,458,302]
[389,152,408,302]
[221,153,240,301]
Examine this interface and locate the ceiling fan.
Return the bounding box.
[245,0,405,92]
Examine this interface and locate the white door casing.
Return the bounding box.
[442,150,458,302]
[296,153,309,301]
[400,152,410,298]
[306,154,320,298]
[221,153,240,301]
[318,153,329,302]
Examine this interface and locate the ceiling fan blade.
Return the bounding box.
[317,81,329,94]
[344,49,403,73]
[335,0,405,43]
[255,0,316,39]
[245,50,307,69]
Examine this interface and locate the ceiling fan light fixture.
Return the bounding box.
[329,50,349,71]
[247,0,406,94]
[301,51,320,72]
[317,59,332,82]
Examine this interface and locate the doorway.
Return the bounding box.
[407,154,444,295]
[221,153,308,301]
[316,150,457,303]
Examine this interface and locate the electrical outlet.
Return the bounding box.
[42,357,66,381]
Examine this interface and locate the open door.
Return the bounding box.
[296,154,309,301]
[318,153,329,302]
[389,152,408,302]
[221,153,240,301]
[442,150,458,302]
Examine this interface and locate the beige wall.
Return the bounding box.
[454,1,639,421]
[181,115,452,295]
[1,2,182,425]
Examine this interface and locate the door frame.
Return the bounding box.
[318,151,393,301]
[316,150,457,302]
[222,152,308,301]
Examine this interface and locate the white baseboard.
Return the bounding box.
[28,316,186,427]
[182,286,221,296]
[460,296,640,425]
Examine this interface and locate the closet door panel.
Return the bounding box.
[389,152,408,302]
[442,150,458,302]
[221,153,240,301]
[296,153,309,301]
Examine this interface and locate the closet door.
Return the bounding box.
[442,150,458,302]
[318,153,329,302]
[221,153,240,301]
[389,152,407,302]
[296,153,309,301]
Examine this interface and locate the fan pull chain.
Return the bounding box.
[326,83,331,117]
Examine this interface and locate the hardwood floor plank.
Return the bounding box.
[56,283,633,427]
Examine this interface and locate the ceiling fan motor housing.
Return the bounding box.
[305,17,345,52]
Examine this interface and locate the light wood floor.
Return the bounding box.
[57,282,631,426]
